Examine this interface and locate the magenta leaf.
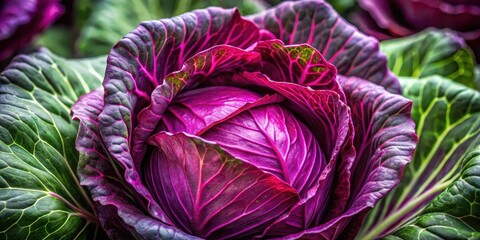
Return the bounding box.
[356,0,480,55]
[0,0,63,60]
[160,86,263,135]
[97,8,263,225]
[134,45,261,164]
[202,103,325,197]
[279,76,417,239]
[144,132,300,239]
[70,3,419,239]
[221,72,355,237]
[161,86,326,196]
[249,0,400,93]
[72,89,199,240]
[252,39,343,99]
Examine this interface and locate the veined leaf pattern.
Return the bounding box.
[77,0,267,56]
[360,76,480,238]
[385,144,480,240]
[360,28,480,238]
[0,49,106,239]
[380,30,477,89]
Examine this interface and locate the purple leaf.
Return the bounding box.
[279,76,417,239]
[249,0,400,93]
[355,0,414,39]
[0,0,63,60]
[252,39,343,100]
[161,85,326,196]
[144,132,300,239]
[72,3,420,239]
[201,102,327,198]
[134,45,261,164]
[72,89,198,240]
[98,8,262,225]
[219,72,355,237]
[355,0,480,55]
[341,76,417,206]
[160,86,263,135]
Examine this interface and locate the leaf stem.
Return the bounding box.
[49,192,99,225]
[394,113,469,210]
[360,180,452,239]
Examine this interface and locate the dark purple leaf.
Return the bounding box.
[134,45,261,163]
[249,0,400,93]
[252,39,343,100]
[202,104,326,198]
[161,85,326,196]
[399,0,480,31]
[215,72,355,237]
[355,0,480,56]
[279,76,417,239]
[0,0,63,60]
[98,8,262,225]
[144,132,300,239]
[355,0,413,40]
[72,89,198,240]
[160,86,263,134]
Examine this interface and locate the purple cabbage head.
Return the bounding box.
[0,0,63,61]
[355,0,480,55]
[72,1,417,239]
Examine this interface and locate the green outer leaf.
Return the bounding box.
[384,144,480,240]
[0,49,106,239]
[35,27,74,57]
[380,30,477,89]
[475,65,480,89]
[359,76,480,239]
[326,0,355,15]
[76,0,267,56]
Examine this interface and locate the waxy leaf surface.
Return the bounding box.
[385,144,480,240]
[0,50,106,239]
[380,30,478,89]
[144,132,299,239]
[249,0,400,93]
[360,29,480,238]
[360,76,480,238]
[77,0,267,56]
